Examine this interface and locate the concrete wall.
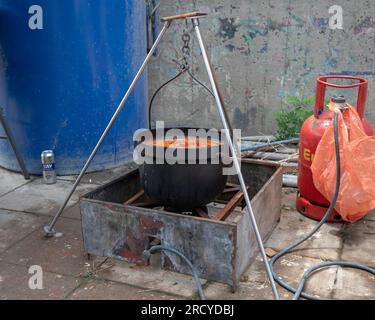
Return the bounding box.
[148,0,375,135]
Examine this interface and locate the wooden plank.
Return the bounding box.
[213,191,244,221]
[123,190,145,205]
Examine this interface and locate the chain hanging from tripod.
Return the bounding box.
[148,20,216,128]
[179,21,214,95]
[181,20,192,71]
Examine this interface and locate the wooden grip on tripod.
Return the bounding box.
[161,12,207,23]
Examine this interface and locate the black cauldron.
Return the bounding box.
[135,127,228,211]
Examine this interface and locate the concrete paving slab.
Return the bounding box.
[206,253,374,300]
[0,217,105,277]
[203,281,278,300]
[267,254,339,299]
[203,280,293,300]
[0,178,95,215]
[59,203,81,220]
[203,256,293,300]
[281,188,298,209]
[0,261,79,300]
[57,163,138,185]
[266,208,344,261]
[68,279,178,300]
[331,268,375,300]
[204,253,340,300]
[0,210,48,254]
[0,167,33,197]
[95,258,207,299]
[267,188,345,261]
[341,220,375,267]
[0,178,371,300]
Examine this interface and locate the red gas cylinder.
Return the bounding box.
[296,75,374,222]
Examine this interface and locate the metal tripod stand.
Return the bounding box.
[44,12,280,300]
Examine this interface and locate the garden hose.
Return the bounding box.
[144,245,206,300]
[270,111,375,300]
[145,112,374,301]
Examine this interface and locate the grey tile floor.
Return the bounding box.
[0,166,373,300]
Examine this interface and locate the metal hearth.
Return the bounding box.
[80,159,282,291]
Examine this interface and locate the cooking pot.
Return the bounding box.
[135,127,228,211]
[133,63,235,211]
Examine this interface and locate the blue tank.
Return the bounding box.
[0,0,148,174]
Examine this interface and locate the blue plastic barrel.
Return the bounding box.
[0,0,147,174]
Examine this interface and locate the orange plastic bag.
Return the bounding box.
[311,103,375,222]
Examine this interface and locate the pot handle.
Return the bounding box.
[148,70,187,129]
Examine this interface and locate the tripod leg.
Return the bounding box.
[44,21,171,237]
[0,108,30,180]
[192,18,280,300]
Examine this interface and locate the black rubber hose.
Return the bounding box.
[144,245,206,300]
[293,261,375,300]
[144,112,374,301]
[270,111,375,300]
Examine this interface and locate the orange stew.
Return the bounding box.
[146,137,219,149]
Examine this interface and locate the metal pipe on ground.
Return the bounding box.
[283,175,298,188]
[243,152,298,163]
[241,138,300,152]
[242,135,277,142]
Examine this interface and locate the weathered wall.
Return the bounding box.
[148,0,375,135]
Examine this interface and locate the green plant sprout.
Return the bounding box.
[273,93,329,140]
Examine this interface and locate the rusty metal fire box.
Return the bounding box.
[80,160,282,290]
